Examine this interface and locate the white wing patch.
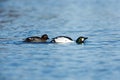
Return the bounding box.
[54,37,73,43]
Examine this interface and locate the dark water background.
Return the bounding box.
[0,0,120,80]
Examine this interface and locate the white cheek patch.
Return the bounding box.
[81,38,84,41]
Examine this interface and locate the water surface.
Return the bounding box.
[0,0,120,80]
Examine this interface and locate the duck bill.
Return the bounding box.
[84,37,88,40]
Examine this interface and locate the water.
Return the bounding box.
[0,0,120,80]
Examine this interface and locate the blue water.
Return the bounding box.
[0,0,120,80]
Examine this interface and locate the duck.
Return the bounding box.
[24,34,49,42]
[51,36,88,44]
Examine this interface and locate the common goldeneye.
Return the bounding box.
[51,36,88,44]
[24,34,49,42]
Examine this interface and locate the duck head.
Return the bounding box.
[76,36,88,44]
[41,34,49,40]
